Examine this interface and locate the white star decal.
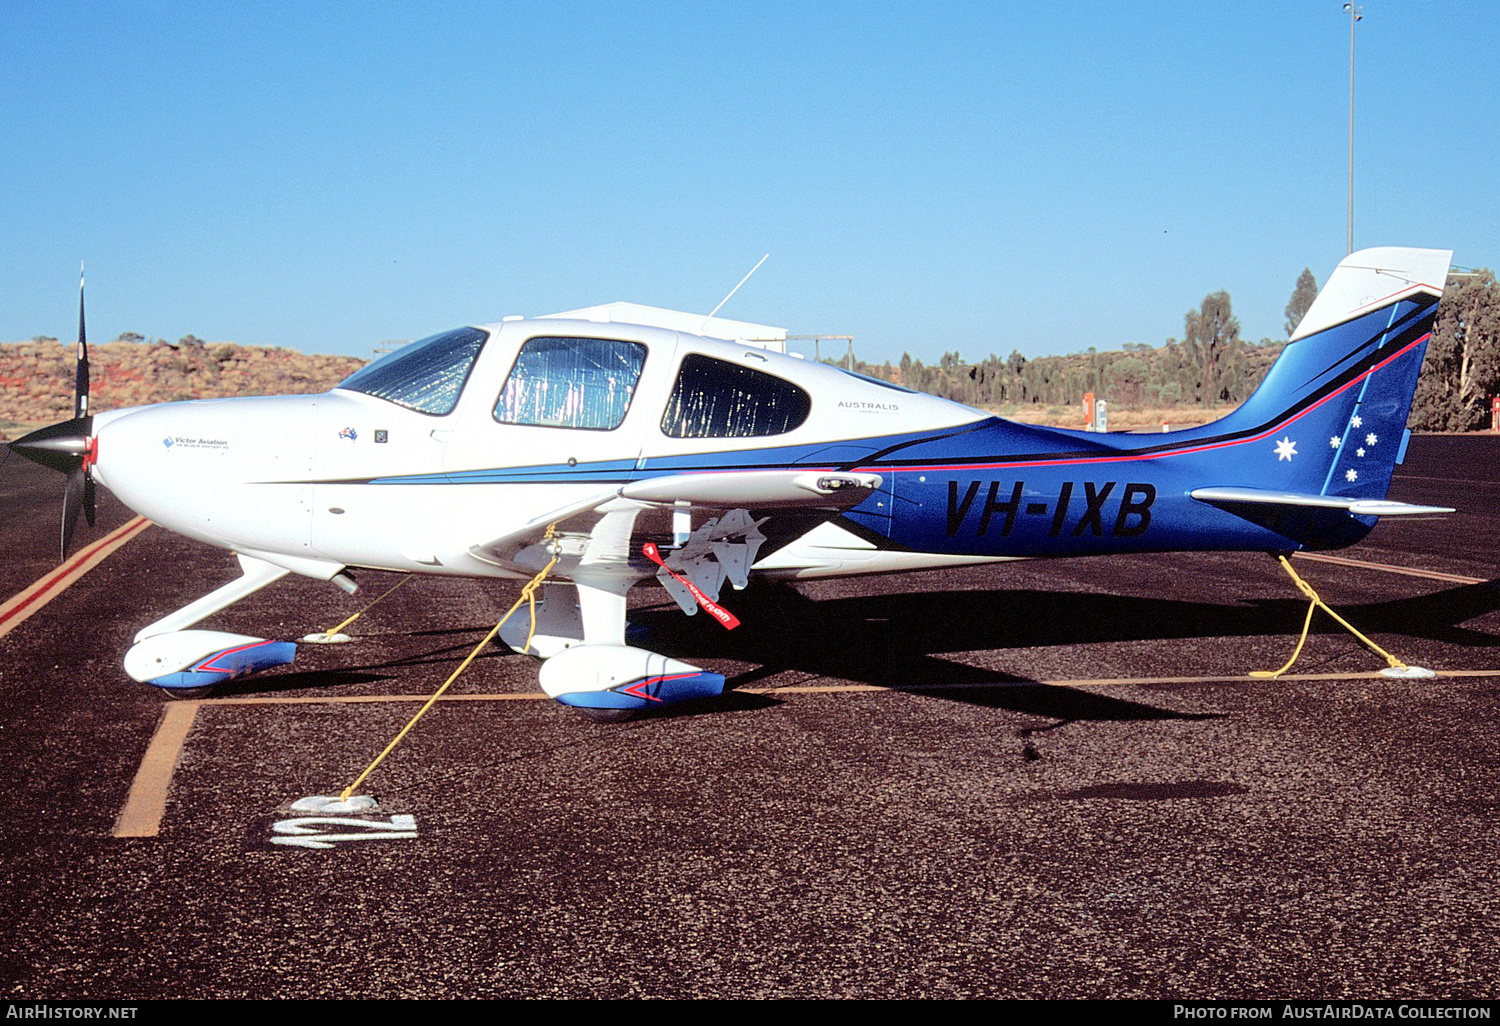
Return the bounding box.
[1346,469,1359,482]
[1365,433,1377,446]
[1351,415,1363,428]
[1330,436,1341,449]
[1274,437,1297,461]
[1357,447,1366,457]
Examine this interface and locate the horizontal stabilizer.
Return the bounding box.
[1190,486,1453,517]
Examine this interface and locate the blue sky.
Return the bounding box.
[3,1,1495,366]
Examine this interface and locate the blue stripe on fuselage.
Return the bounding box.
[322,297,1436,559]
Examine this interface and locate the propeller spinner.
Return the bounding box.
[8,265,98,560]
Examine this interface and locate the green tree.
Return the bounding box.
[1410,270,1500,431]
[1108,355,1149,405]
[1183,291,1243,404]
[1285,268,1318,336]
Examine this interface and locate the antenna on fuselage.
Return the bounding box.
[702,253,769,330]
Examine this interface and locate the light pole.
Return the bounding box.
[1344,2,1362,255]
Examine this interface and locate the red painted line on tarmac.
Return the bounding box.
[0,516,152,639]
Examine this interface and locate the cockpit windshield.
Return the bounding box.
[337,327,488,416]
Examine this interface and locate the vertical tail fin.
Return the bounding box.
[1205,247,1451,502]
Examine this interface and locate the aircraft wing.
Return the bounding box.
[468,469,883,577]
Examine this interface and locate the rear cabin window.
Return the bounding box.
[338,327,487,416]
[493,336,647,431]
[661,354,812,438]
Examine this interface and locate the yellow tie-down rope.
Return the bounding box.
[1251,554,1427,679]
[339,527,561,801]
[313,575,411,640]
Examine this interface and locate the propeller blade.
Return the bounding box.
[62,466,85,561]
[14,271,101,564]
[75,263,90,420]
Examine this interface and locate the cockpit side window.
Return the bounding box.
[493,336,647,431]
[661,353,812,438]
[337,327,487,416]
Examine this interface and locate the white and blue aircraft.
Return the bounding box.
[10,247,1454,714]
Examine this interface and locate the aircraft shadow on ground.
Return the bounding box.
[213,579,1498,719]
[625,580,1500,719]
[211,635,511,697]
[211,669,390,696]
[642,579,1500,662]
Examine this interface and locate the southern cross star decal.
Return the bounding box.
[1330,436,1341,449]
[1274,437,1297,461]
[1365,433,1378,445]
[1346,469,1359,482]
[1351,415,1363,428]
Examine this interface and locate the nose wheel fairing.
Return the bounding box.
[122,552,315,692]
[124,630,297,689]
